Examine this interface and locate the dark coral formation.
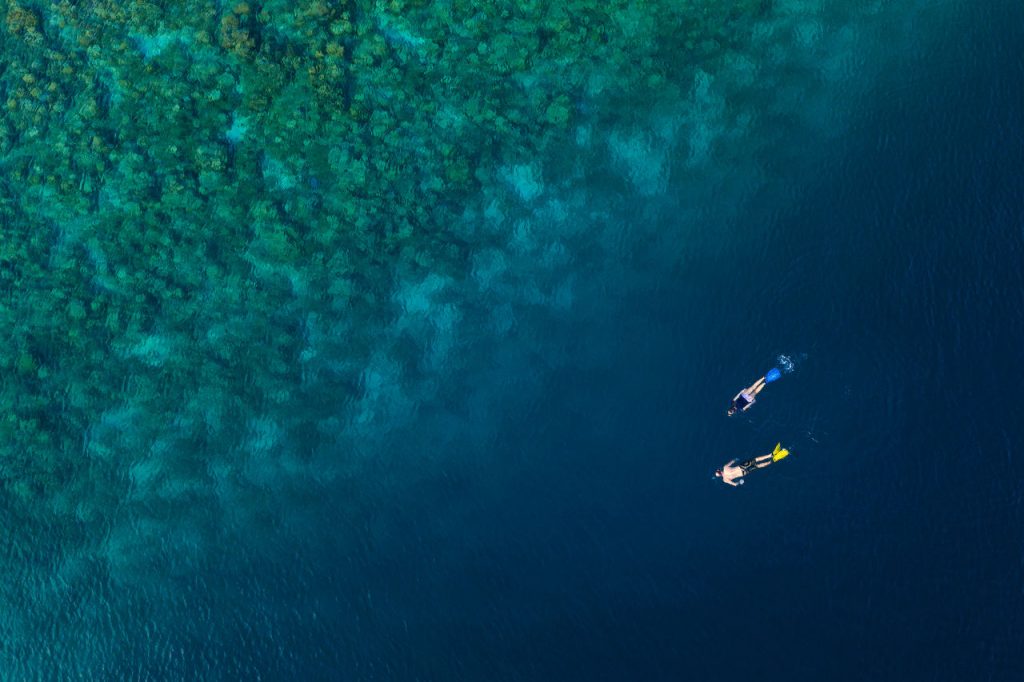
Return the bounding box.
[0,0,772,564]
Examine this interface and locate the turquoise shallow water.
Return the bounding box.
[1,0,1022,679]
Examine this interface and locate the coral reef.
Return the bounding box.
[0,0,776,586]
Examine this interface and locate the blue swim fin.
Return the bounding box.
[765,367,782,383]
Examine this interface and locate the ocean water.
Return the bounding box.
[0,0,1022,680]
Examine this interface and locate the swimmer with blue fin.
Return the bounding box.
[716,443,790,487]
[727,367,782,416]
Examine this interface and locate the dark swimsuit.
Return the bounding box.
[739,458,759,474]
[733,394,751,411]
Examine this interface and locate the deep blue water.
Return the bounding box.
[324,3,1024,681]
[4,1,1022,680]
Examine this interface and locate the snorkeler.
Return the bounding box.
[715,443,790,487]
[727,367,782,416]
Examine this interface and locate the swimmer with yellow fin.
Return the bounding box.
[715,443,790,487]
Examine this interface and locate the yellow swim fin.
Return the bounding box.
[772,442,790,462]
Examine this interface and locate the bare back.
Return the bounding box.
[721,463,744,486]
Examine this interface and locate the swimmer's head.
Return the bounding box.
[714,469,723,478]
